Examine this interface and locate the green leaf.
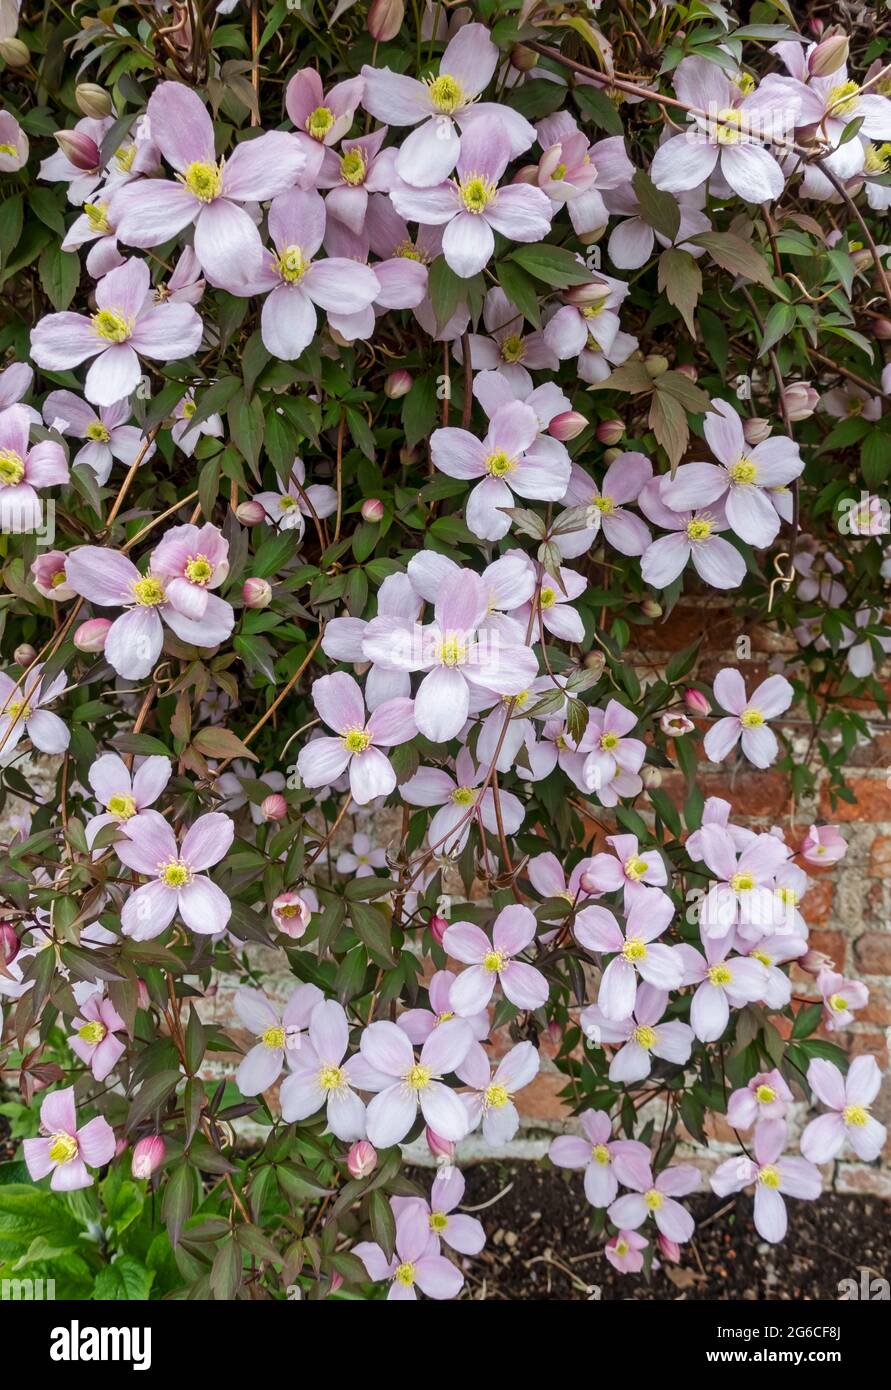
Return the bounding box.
[126,1069,181,1131]
[758,302,796,356]
[92,1255,154,1301]
[633,169,680,242]
[38,244,80,311]
[228,390,265,472]
[791,1002,823,1040]
[368,1189,396,1261]
[509,243,592,288]
[496,258,541,327]
[657,249,701,338]
[428,256,464,330]
[690,230,776,292]
[349,902,396,969]
[403,373,438,449]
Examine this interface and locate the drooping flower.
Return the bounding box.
[574,895,682,1022]
[171,390,223,458]
[817,968,868,1032]
[397,969,489,1047]
[0,403,69,533]
[444,905,548,1017]
[703,668,793,769]
[456,1039,540,1145]
[296,671,416,805]
[85,750,171,847]
[280,999,368,1141]
[608,1161,700,1244]
[0,108,28,172]
[358,1017,473,1146]
[68,992,127,1081]
[354,1201,464,1300]
[64,544,234,679]
[42,391,154,486]
[24,1086,115,1191]
[800,1057,887,1164]
[116,809,234,940]
[30,257,203,408]
[711,1118,821,1243]
[0,662,70,764]
[548,1110,652,1207]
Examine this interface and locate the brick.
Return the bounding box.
[869,835,891,877]
[819,777,891,822]
[854,931,891,975]
[803,880,833,926]
[859,983,891,1027]
[835,1165,891,1197]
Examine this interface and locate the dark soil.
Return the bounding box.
[453,1162,891,1301]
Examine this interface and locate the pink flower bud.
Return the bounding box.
[261,793,287,821]
[641,598,662,618]
[236,500,266,525]
[549,410,587,442]
[75,83,113,119]
[136,979,150,1010]
[799,948,834,977]
[384,369,412,399]
[131,1135,166,1179]
[782,382,819,421]
[544,1019,562,1047]
[74,617,111,652]
[347,1140,377,1179]
[272,890,313,939]
[367,0,404,42]
[361,497,384,523]
[327,1270,344,1294]
[657,1234,681,1264]
[742,417,772,446]
[660,712,694,736]
[54,129,101,172]
[31,550,75,600]
[675,363,698,381]
[426,1128,455,1162]
[683,687,710,716]
[595,418,624,445]
[13,643,36,667]
[429,913,448,945]
[808,34,849,77]
[242,576,272,609]
[873,317,891,341]
[0,923,19,965]
[565,281,611,308]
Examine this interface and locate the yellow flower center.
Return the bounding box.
[185,554,213,585]
[485,1083,509,1109]
[753,950,772,966]
[864,141,891,175]
[756,1084,776,1104]
[644,1187,664,1210]
[48,1132,78,1165]
[342,728,371,754]
[500,334,525,364]
[485,450,515,477]
[0,448,25,486]
[161,859,190,888]
[427,73,464,114]
[582,301,605,319]
[84,200,111,233]
[5,700,30,720]
[708,964,733,987]
[275,244,310,283]
[262,1026,285,1049]
[458,174,497,214]
[633,1024,658,1049]
[279,495,298,511]
[615,1238,629,1255]
[843,1105,869,1127]
[394,1261,415,1286]
[0,142,16,156]
[395,239,423,261]
[827,81,860,118]
[340,148,366,185]
[776,886,797,907]
[758,1165,781,1188]
[115,143,136,172]
[85,420,111,442]
[182,400,197,420]
[730,458,758,485]
[451,786,476,805]
[92,309,132,343]
[622,939,647,963]
[406,1063,431,1091]
[306,105,335,140]
[430,1211,449,1231]
[687,518,712,541]
[483,950,507,973]
[183,160,223,202]
[539,587,556,608]
[107,793,137,820]
[437,633,467,667]
[734,72,756,96]
[78,1019,107,1044]
[551,162,568,180]
[132,575,165,606]
[600,731,619,751]
[730,872,755,892]
[50,570,67,588]
[740,708,763,728]
[592,1143,610,1165]
[437,1010,454,1024]
[319,1064,346,1091]
[715,107,744,145]
[828,993,848,1013]
[624,855,649,882]
[591,494,614,514]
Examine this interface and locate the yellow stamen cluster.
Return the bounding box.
[78,1019,107,1044]
[107,793,137,820]
[843,1104,869,1127]
[708,964,733,987]
[406,1063,431,1091]
[828,992,848,1013]
[451,786,476,805]
[183,160,223,202]
[714,108,745,145]
[394,1261,415,1286]
[730,458,758,485]
[262,1026,286,1049]
[622,938,647,963]
[500,334,525,363]
[740,708,764,728]
[132,575,165,606]
[687,518,712,541]
[755,1084,776,1104]
[484,1083,509,1109]
[437,633,467,667]
[84,201,111,233]
[342,728,371,754]
[600,731,619,751]
[427,73,464,114]
[539,587,557,609]
[306,106,335,140]
[0,448,25,486]
[624,855,649,881]
[458,175,496,214]
[758,1165,781,1188]
[430,1211,449,1231]
[592,1144,610,1165]
[185,554,213,585]
[485,451,515,478]
[161,860,190,888]
[827,81,860,119]
[644,1187,664,1210]
[275,245,310,284]
[48,1132,78,1164]
[85,420,111,442]
[633,1025,658,1050]
[92,309,132,343]
[115,144,137,172]
[483,949,507,973]
[591,495,614,514]
[730,872,755,892]
[340,148,366,185]
[319,1064,347,1091]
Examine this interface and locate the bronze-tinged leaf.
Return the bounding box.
[657,248,702,338]
[690,230,776,292]
[192,727,259,762]
[648,389,689,473]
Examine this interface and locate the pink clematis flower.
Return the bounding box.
[0,403,68,533]
[574,895,682,1022]
[704,667,793,769]
[554,453,652,560]
[285,68,364,165]
[24,1086,115,1191]
[65,545,234,679]
[801,1057,886,1164]
[31,551,75,601]
[244,189,380,360]
[61,188,124,278]
[726,1069,794,1133]
[359,1016,473,1146]
[462,286,558,377]
[392,1166,486,1256]
[605,182,710,269]
[171,390,223,458]
[149,522,229,623]
[799,823,846,866]
[581,983,694,1083]
[660,399,803,549]
[605,1229,648,1273]
[361,22,535,187]
[362,565,538,742]
[336,831,387,878]
[233,985,326,1098]
[68,992,127,1081]
[651,57,801,203]
[691,821,789,941]
[456,1039,540,1145]
[316,127,395,235]
[603,832,668,908]
[0,662,70,764]
[280,999,368,1141]
[116,809,234,940]
[30,257,203,408]
[42,390,153,486]
[639,478,745,590]
[400,747,525,857]
[527,850,617,912]
[678,937,769,1043]
[354,1201,464,1300]
[532,115,634,237]
[296,671,416,806]
[255,456,337,535]
[608,1161,700,1243]
[0,108,28,172]
[818,968,869,1032]
[85,750,171,847]
[549,1110,652,1207]
[110,81,308,289]
[443,905,549,1017]
[711,1119,821,1243]
[579,699,647,805]
[398,969,489,1046]
[389,118,552,279]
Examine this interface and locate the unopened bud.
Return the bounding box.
[136,979,150,1010]
[75,83,113,118]
[583,650,605,675]
[661,712,694,737]
[510,44,538,72]
[426,1128,455,1162]
[74,617,111,652]
[641,598,662,618]
[644,353,669,378]
[54,129,101,172]
[683,687,710,715]
[367,0,404,42]
[0,37,30,67]
[675,363,698,381]
[641,765,662,789]
[347,1140,377,1179]
[236,499,266,525]
[852,248,872,274]
[657,1234,681,1264]
[549,410,586,442]
[131,1135,166,1180]
[565,281,612,308]
[429,912,448,945]
[261,793,287,821]
[782,382,819,421]
[595,418,624,445]
[13,643,36,667]
[384,368,412,399]
[799,948,834,976]
[808,35,849,77]
[0,923,19,966]
[242,576,272,609]
[361,497,384,523]
[873,316,891,340]
[544,1019,562,1047]
[743,417,772,446]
